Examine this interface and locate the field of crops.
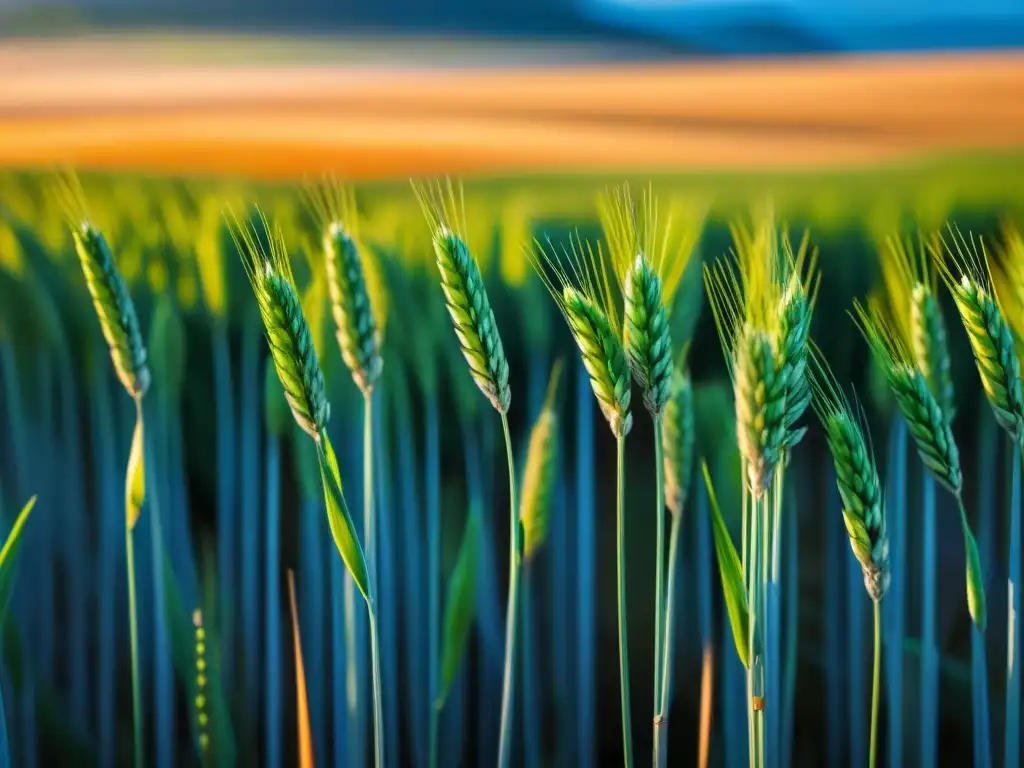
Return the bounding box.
[0,43,1023,768]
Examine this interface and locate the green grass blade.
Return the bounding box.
[703,461,751,668]
[317,432,371,601]
[0,495,35,620]
[437,509,481,708]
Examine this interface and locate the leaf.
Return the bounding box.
[437,510,480,708]
[703,461,751,668]
[126,410,146,530]
[287,571,315,768]
[0,495,35,623]
[317,432,371,601]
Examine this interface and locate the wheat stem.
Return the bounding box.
[1007,441,1021,768]
[920,472,938,767]
[616,435,636,768]
[127,397,144,768]
[870,600,881,768]
[655,509,682,768]
[427,395,441,768]
[497,412,520,768]
[653,412,666,767]
[364,393,385,768]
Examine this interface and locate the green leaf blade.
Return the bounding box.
[317,433,371,601]
[437,510,480,708]
[126,412,146,530]
[703,461,751,668]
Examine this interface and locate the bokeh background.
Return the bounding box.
[1,2,1023,767]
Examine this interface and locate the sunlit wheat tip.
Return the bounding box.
[623,253,673,415]
[662,362,695,517]
[324,222,383,395]
[73,222,150,398]
[233,211,330,439]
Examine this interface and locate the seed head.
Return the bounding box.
[520,359,563,560]
[623,253,673,415]
[433,229,511,413]
[234,211,330,440]
[73,222,151,399]
[910,283,956,421]
[778,275,814,449]
[564,286,633,438]
[734,327,788,496]
[324,222,383,396]
[811,353,889,600]
[662,363,695,517]
[855,300,962,494]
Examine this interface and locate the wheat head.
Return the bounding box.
[597,186,703,416]
[415,181,511,414]
[233,211,330,440]
[73,223,151,399]
[854,300,962,494]
[662,360,695,517]
[324,223,384,396]
[705,209,816,494]
[520,359,564,560]
[811,350,889,600]
[934,228,1024,441]
[877,234,956,420]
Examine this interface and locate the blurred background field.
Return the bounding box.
[1,2,1024,767]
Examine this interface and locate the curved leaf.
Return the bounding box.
[703,461,751,668]
[0,495,35,622]
[126,410,145,530]
[437,510,480,708]
[317,432,370,601]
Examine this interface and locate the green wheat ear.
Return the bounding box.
[73,222,151,399]
[934,228,1024,442]
[308,181,384,396]
[623,254,673,415]
[231,209,330,439]
[520,358,564,560]
[734,326,787,495]
[877,233,956,421]
[414,181,511,414]
[811,349,889,601]
[854,300,962,494]
[530,232,632,438]
[662,359,695,517]
[597,185,703,417]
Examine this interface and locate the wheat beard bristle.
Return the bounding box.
[564,288,633,439]
[662,368,694,517]
[74,224,150,398]
[735,328,787,496]
[434,231,511,414]
[827,415,890,601]
[911,284,956,421]
[623,254,673,416]
[953,278,1024,440]
[890,365,962,494]
[325,226,383,396]
[263,274,330,439]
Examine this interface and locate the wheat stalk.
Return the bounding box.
[854,298,986,629]
[520,359,563,561]
[933,228,1024,442]
[414,180,510,414]
[530,230,635,765]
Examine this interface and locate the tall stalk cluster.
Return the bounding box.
[704,211,817,768]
